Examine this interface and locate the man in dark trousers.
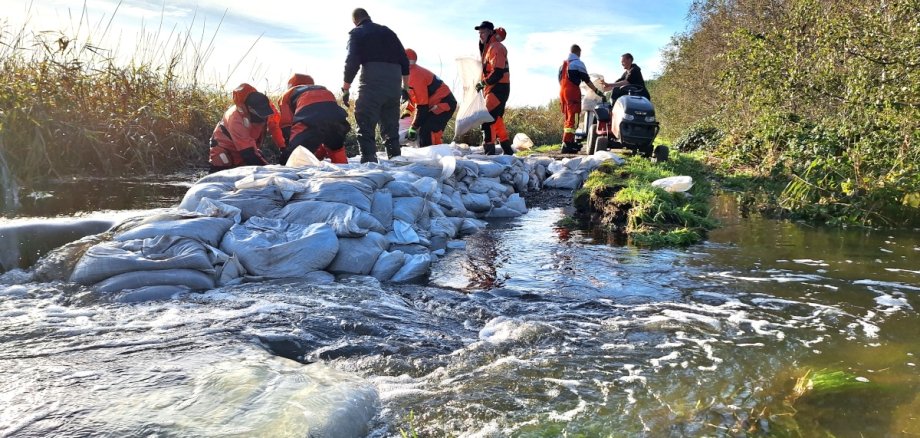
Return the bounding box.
[342,7,410,163]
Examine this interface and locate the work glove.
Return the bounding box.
[406,127,418,142]
[475,80,486,92]
[341,88,350,107]
[400,87,411,104]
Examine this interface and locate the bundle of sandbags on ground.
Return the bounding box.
[540,151,625,190]
[66,144,622,296]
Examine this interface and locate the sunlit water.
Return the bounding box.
[1,178,918,437]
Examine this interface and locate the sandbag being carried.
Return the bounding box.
[454,57,494,138]
[220,217,339,278]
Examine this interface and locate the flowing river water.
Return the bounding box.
[1,176,918,437]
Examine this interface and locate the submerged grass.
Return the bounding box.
[572,151,716,246]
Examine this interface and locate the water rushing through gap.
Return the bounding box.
[1,178,919,437]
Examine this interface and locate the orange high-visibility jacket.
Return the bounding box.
[480,33,509,87]
[286,85,348,142]
[407,64,454,128]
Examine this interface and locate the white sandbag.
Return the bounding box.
[581,74,605,112]
[235,174,305,202]
[115,217,234,247]
[71,236,215,285]
[543,169,585,189]
[511,133,534,151]
[412,177,440,198]
[470,178,512,196]
[303,270,336,284]
[486,206,523,218]
[398,116,415,146]
[427,201,446,218]
[195,166,299,186]
[461,193,492,212]
[179,182,234,211]
[388,244,429,255]
[218,186,286,221]
[455,159,480,177]
[383,180,420,198]
[195,198,242,223]
[286,145,322,167]
[370,190,394,230]
[327,232,388,275]
[472,160,506,178]
[215,253,246,286]
[454,57,494,138]
[370,250,406,282]
[293,179,373,212]
[400,143,455,160]
[429,217,464,238]
[651,176,694,193]
[392,197,427,224]
[94,268,215,293]
[390,253,431,282]
[401,161,443,180]
[277,201,385,237]
[504,193,528,214]
[547,160,566,174]
[461,218,488,235]
[386,220,420,245]
[220,218,339,278]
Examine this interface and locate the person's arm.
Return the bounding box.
[484,44,508,85]
[343,31,361,86]
[266,102,286,150]
[227,112,268,165]
[409,72,430,128]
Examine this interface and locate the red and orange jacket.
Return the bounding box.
[278,74,315,144]
[284,85,348,142]
[407,64,454,128]
[209,84,284,167]
[479,31,510,90]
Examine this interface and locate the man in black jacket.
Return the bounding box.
[604,53,651,101]
[342,8,410,163]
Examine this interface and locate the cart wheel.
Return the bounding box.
[639,143,654,158]
[654,145,669,162]
[595,136,609,153]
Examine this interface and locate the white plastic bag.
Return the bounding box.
[454,57,494,138]
[286,145,322,167]
[581,73,606,112]
[651,176,694,193]
[511,133,534,151]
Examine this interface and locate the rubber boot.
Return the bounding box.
[500,140,514,155]
[327,146,348,164]
[483,143,497,155]
[560,141,579,154]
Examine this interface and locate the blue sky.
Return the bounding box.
[8,0,694,106]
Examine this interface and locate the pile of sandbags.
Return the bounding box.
[541,151,625,190]
[66,144,623,296]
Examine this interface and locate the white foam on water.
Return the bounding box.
[885,268,920,275]
[544,378,582,391]
[714,271,824,283]
[880,248,893,253]
[547,397,588,422]
[792,259,829,267]
[477,317,552,345]
[601,343,636,350]
[373,374,434,402]
[650,351,680,368]
[855,279,920,291]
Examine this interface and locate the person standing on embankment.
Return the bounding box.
[342,7,411,163]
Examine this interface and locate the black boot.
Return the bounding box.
[560,141,580,154]
[483,143,497,155]
[500,140,514,155]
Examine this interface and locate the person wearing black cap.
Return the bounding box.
[207,83,285,173]
[475,20,512,155]
[342,7,411,163]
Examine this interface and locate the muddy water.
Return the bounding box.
[1,178,918,437]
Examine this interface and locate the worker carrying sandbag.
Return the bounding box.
[474,21,513,155]
[208,83,285,173]
[404,48,457,147]
[278,74,351,164]
[559,44,606,154]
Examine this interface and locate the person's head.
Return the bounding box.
[244,92,273,123]
[405,48,417,65]
[621,53,634,69]
[475,20,494,44]
[352,8,369,26]
[287,73,314,88]
[571,44,581,57]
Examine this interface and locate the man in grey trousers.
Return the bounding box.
[342,8,411,163]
